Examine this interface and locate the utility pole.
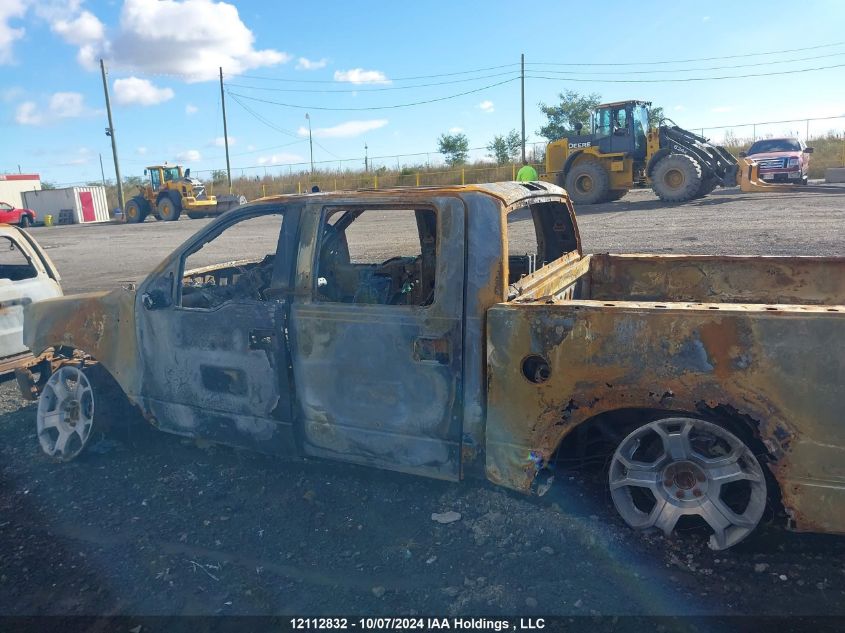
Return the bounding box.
[364,143,368,172]
[305,113,314,174]
[219,67,232,192]
[520,53,526,164]
[99,153,106,188]
[100,58,124,210]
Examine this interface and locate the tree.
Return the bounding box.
[41,181,57,190]
[437,132,469,166]
[211,169,228,183]
[487,129,522,165]
[538,90,602,141]
[648,106,665,128]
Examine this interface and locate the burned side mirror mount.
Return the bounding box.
[142,288,171,310]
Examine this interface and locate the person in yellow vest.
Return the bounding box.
[516,161,538,181]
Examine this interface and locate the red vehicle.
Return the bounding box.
[0,201,37,227]
[742,137,813,185]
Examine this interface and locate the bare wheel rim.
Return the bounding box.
[36,366,96,461]
[664,168,685,189]
[609,418,767,550]
[575,174,594,193]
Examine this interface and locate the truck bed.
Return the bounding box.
[487,251,845,535]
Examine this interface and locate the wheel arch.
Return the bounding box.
[543,403,786,514]
[646,148,672,179]
[560,149,586,183]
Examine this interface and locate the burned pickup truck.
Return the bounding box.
[22,182,844,550]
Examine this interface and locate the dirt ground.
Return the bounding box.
[1,185,844,617]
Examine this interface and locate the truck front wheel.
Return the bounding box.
[608,417,767,550]
[564,160,610,205]
[652,154,702,202]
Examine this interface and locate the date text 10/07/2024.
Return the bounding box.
[289,618,546,631]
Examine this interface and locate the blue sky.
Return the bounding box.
[2,0,845,185]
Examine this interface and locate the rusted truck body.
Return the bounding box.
[22,182,844,549]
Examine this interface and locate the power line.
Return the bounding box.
[227,92,300,137]
[525,51,845,75]
[225,70,521,93]
[226,77,519,111]
[528,40,845,67]
[238,62,521,83]
[526,61,845,83]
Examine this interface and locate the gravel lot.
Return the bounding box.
[1,185,844,617]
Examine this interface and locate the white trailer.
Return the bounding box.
[0,174,41,208]
[22,186,110,224]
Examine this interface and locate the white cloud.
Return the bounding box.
[478,100,494,113]
[108,0,289,81]
[711,106,732,113]
[257,153,304,166]
[448,126,464,134]
[136,146,148,155]
[114,76,175,106]
[673,105,685,112]
[702,15,711,21]
[185,103,198,115]
[297,119,388,139]
[211,136,236,147]
[15,102,42,125]
[176,149,202,162]
[297,57,327,71]
[51,10,106,69]
[0,0,26,64]
[15,92,93,125]
[49,92,87,118]
[334,68,390,85]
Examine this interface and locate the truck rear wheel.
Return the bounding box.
[608,417,767,550]
[156,193,182,222]
[652,154,702,202]
[124,197,149,224]
[564,160,610,205]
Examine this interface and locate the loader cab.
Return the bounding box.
[591,100,650,159]
[145,165,183,191]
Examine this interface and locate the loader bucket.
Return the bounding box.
[737,157,801,193]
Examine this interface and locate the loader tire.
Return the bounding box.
[187,212,207,220]
[652,154,702,203]
[564,160,610,205]
[692,176,718,199]
[156,193,182,222]
[125,197,149,224]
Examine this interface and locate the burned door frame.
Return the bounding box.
[287,196,467,480]
[134,203,301,455]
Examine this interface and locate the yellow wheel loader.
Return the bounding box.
[542,100,800,205]
[123,165,247,224]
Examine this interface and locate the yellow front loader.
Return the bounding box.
[542,100,800,205]
[124,164,246,224]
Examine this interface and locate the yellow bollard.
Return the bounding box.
[262,184,266,197]
[416,173,420,187]
[44,214,53,227]
[461,168,465,185]
[298,181,301,194]
[512,164,516,180]
[374,174,378,189]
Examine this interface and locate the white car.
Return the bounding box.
[0,224,62,383]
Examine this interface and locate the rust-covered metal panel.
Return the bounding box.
[486,299,845,534]
[23,289,140,396]
[589,254,845,305]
